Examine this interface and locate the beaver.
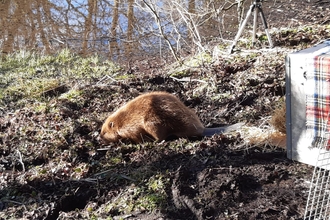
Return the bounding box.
[100,91,243,143]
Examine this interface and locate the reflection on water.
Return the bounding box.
[0,0,252,60]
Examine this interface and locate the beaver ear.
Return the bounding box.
[109,121,114,128]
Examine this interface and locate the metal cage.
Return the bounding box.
[304,119,330,219]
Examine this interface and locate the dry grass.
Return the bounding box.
[241,124,286,149]
[270,101,286,134]
[240,101,286,149]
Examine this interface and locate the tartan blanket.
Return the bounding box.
[306,53,330,148]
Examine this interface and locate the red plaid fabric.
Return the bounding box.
[306,54,330,149]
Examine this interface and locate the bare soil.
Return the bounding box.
[1,0,330,219]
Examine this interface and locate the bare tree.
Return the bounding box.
[133,0,245,60]
[0,0,247,59]
[36,0,52,53]
[110,0,120,56]
[125,0,135,56]
[82,0,97,54]
[138,0,180,61]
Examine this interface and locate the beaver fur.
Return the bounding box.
[100,91,242,143]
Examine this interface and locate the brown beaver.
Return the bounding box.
[100,91,243,143]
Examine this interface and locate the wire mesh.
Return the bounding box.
[304,143,330,219]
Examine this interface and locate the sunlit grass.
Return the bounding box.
[0,49,121,106]
[168,51,213,77]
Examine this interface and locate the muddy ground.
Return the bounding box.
[1,0,330,219]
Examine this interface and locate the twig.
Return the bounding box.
[223,2,238,11]
[96,147,112,151]
[96,75,118,85]
[173,1,204,52]
[50,38,65,45]
[141,0,180,62]
[93,169,136,182]
[3,200,27,210]
[169,76,207,84]
[16,149,25,172]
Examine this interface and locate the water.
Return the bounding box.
[0,0,259,61]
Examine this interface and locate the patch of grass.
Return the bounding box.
[258,34,269,42]
[136,193,165,210]
[0,49,121,107]
[147,174,168,194]
[4,78,60,101]
[169,51,213,77]
[115,74,134,80]
[96,171,169,216]
[109,157,122,165]
[58,88,86,108]
[30,102,48,113]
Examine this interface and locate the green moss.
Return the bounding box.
[258,34,269,42]
[136,193,165,210]
[59,89,83,101]
[110,157,122,165]
[147,175,168,194]
[101,173,169,215]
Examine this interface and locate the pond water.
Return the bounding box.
[0,0,276,61]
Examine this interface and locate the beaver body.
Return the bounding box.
[100,91,242,143]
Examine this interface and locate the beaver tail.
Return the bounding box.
[202,122,244,136]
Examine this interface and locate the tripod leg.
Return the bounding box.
[252,5,258,45]
[258,6,274,48]
[228,4,255,54]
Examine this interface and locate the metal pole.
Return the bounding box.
[228,4,255,54]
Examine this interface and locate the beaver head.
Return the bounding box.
[100,117,121,143]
